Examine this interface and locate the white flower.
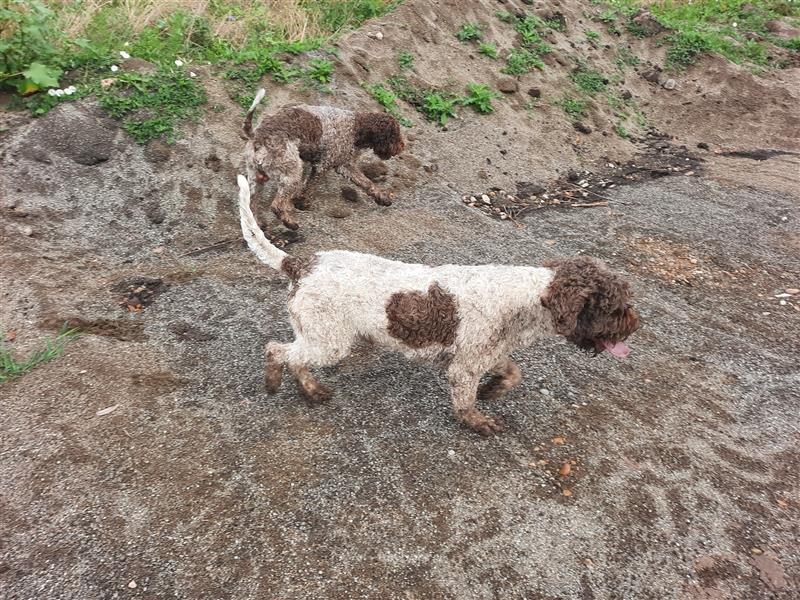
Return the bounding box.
[110,64,119,72]
[64,86,76,95]
[48,88,58,96]
[732,22,738,27]
[174,59,184,67]
[54,89,65,97]
[124,42,130,47]
[189,71,197,78]
[120,50,130,59]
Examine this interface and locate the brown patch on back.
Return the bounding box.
[385,282,459,348]
[254,108,323,162]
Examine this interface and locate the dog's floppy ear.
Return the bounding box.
[541,262,591,337]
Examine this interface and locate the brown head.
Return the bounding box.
[541,256,640,357]
[354,112,405,160]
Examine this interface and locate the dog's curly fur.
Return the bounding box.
[236,176,640,436]
[243,89,405,230]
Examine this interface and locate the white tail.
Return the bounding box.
[242,88,266,138]
[237,174,287,271]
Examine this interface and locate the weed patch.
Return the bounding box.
[456,23,483,42]
[0,326,79,384]
[502,48,546,76]
[397,50,414,69]
[365,82,412,126]
[557,96,588,120]
[421,91,460,125]
[461,83,500,114]
[478,43,500,59]
[569,65,608,95]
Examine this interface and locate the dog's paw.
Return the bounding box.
[300,381,332,404]
[457,409,504,437]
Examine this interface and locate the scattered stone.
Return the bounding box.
[144,201,166,225]
[204,153,222,172]
[367,31,384,40]
[22,103,118,166]
[21,225,33,236]
[621,89,633,101]
[128,581,137,589]
[496,76,519,93]
[752,550,787,591]
[326,206,353,219]
[786,288,799,295]
[697,142,710,150]
[481,194,491,205]
[663,78,677,90]
[447,449,456,457]
[751,547,763,555]
[112,277,167,312]
[341,186,359,202]
[573,121,592,134]
[144,139,171,163]
[361,161,389,182]
[121,57,157,75]
[643,68,661,83]
[527,87,541,98]
[539,388,550,396]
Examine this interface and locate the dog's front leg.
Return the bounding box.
[336,163,394,206]
[449,369,504,437]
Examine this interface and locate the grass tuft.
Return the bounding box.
[461,83,500,114]
[0,326,80,384]
[456,22,483,42]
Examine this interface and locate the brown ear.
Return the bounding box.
[354,112,404,158]
[541,281,590,336]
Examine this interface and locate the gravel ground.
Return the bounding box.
[2,122,799,599]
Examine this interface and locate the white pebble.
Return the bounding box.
[779,300,787,306]
[481,194,491,204]
[120,50,130,59]
[447,449,455,457]
[110,64,119,72]
[539,388,550,396]
[175,59,184,67]
[128,581,137,589]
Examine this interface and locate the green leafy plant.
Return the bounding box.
[495,11,515,24]
[365,82,412,126]
[666,31,712,68]
[98,69,206,143]
[1,325,79,383]
[461,83,500,114]
[569,65,607,95]
[586,30,600,44]
[615,46,641,69]
[514,15,548,48]
[614,123,630,138]
[0,0,63,94]
[306,57,334,83]
[478,42,499,59]
[502,48,545,76]
[557,96,588,120]
[397,50,414,69]
[421,91,459,125]
[545,17,566,32]
[456,22,482,42]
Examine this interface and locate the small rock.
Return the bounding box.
[527,87,542,98]
[496,77,519,94]
[621,89,633,100]
[121,57,157,75]
[539,388,550,396]
[785,288,799,295]
[751,547,764,555]
[367,31,384,40]
[341,186,359,202]
[663,78,677,90]
[573,121,592,134]
[21,225,33,236]
[128,581,137,589]
[481,194,491,205]
[447,449,456,457]
[326,207,353,219]
[144,139,171,163]
[643,69,661,83]
[144,202,166,225]
[697,142,710,150]
[516,181,546,198]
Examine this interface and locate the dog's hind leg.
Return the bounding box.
[478,358,522,402]
[265,342,286,393]
[448,367,504,436]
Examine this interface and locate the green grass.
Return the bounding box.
[502,48,546,76]
[0,326,79,384]
[421,91,460,125]
[557,96,588,120]
[306,58,334,83]
[98,68,206,143]
[461,83,500,114]
[456,23,483,42]
[614,123,630,138]
[365,82,412,126]
[615,46,641,69]
[1,0,401,141]
[586,30,601,44]
[569,64,608,95]
[478,42,500,59]
[397,50,414,69]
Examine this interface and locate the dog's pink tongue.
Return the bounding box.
[602,340,630,359]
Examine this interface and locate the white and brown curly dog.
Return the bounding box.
[243,89,405,231]
[237,175,639,436]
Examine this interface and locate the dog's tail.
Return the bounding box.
[237,174,287,271]
[242,88,266,139]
